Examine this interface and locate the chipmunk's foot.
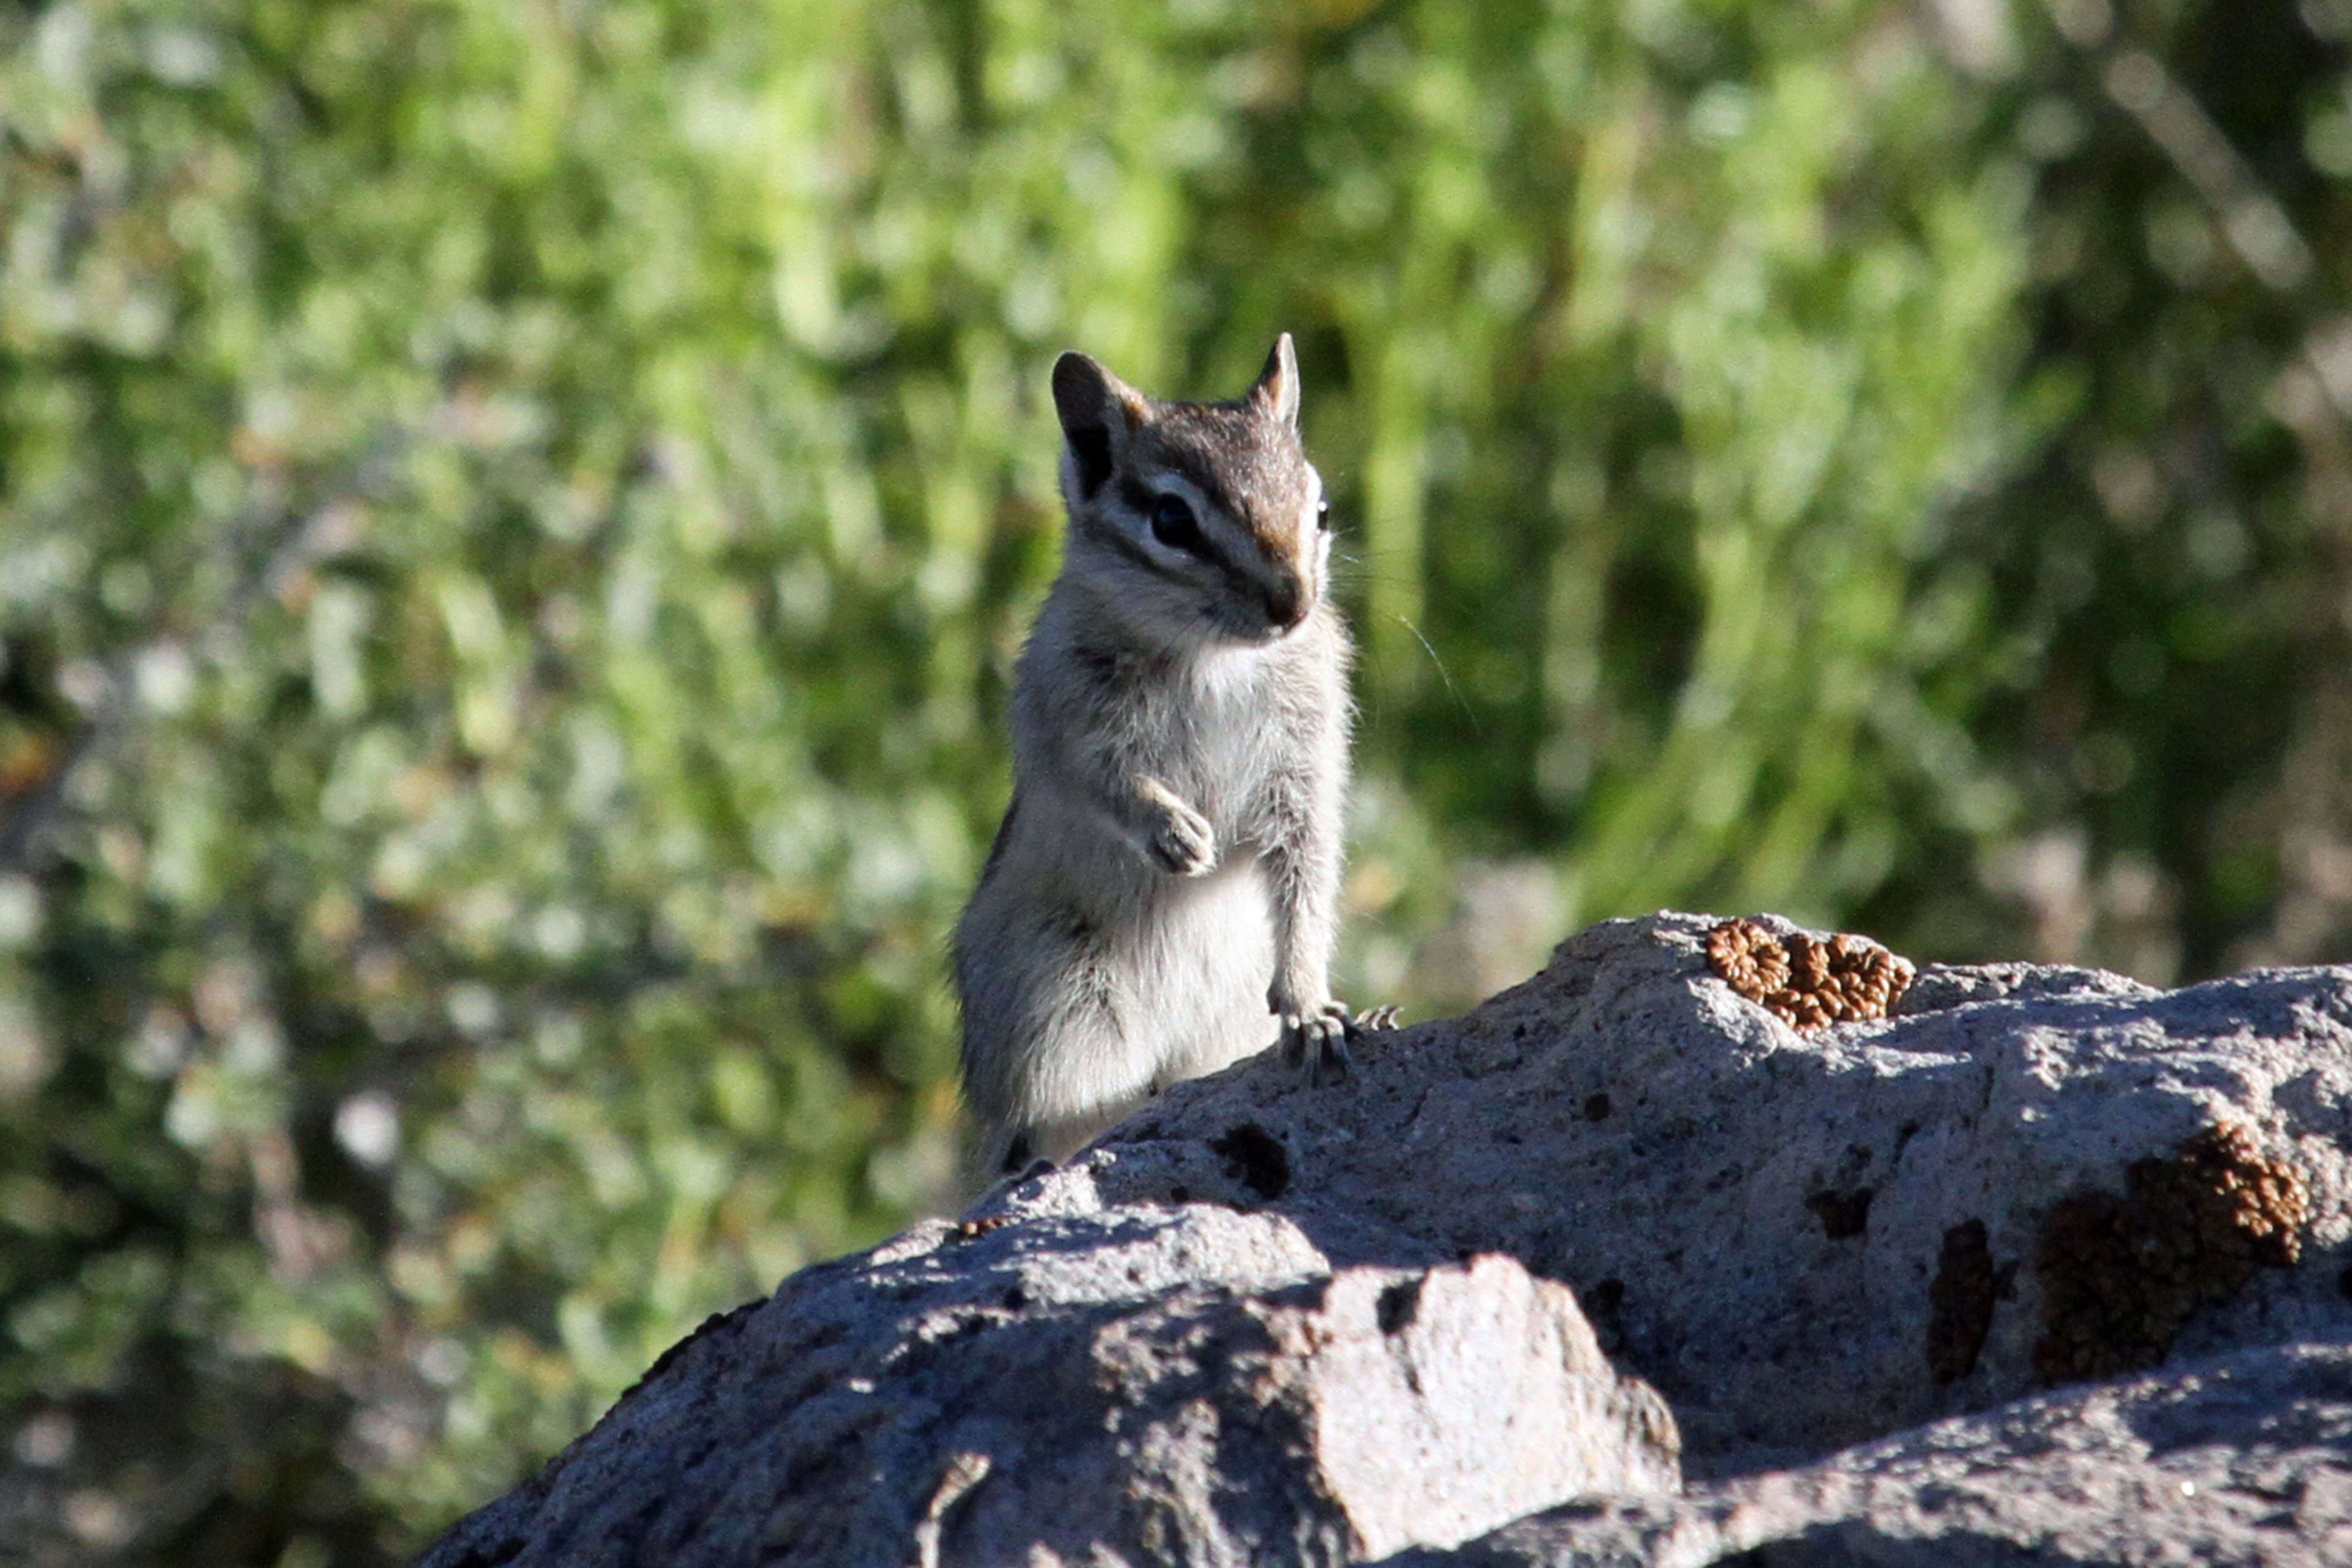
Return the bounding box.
[1278,1000,1352,1086]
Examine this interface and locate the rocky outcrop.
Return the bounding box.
[420,1213,1676,1567]
[1408,1341,2352,1566]
[417,914,2352,1567]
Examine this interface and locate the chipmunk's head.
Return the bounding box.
[1051,335,1332,647]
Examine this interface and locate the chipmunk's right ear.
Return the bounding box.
[1053,352,1147,498]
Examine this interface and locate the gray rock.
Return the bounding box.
[1070,914,2352,1463]
[418,914,2352,1567]
[1410,1340,2352,1567]
[417,1205,1676,1568]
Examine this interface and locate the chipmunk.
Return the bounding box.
[954,335,1387,1175]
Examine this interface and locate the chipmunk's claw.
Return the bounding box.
[1277,1001,1401,1086]
[1279,1002,1352,1085]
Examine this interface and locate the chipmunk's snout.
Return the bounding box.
[1265,573,1309,632]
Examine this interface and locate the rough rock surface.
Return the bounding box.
[1403,1341,2352,1567]
[416,1206,1677,1567]
[419,915,2352,1568]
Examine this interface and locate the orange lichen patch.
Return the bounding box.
[2034,1124,2309,1385]
[1707,918,1791,998]
[1707,919,1915,1032]
[954,1216,1014,1241]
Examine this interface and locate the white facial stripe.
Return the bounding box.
[1138,470,1215,520]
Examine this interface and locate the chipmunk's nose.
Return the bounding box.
[1265,576,1308,631]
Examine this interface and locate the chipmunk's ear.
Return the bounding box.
[1053,352,1147,497]
[1249,333,1300,429]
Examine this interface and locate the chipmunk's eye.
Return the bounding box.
[1148,493,1201,550]
[1316,496,1332,533]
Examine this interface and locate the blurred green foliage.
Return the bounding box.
[2,0,2348,1560]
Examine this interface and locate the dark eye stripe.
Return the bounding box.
[1117,479,1240,571]
[1101,480,1289,615]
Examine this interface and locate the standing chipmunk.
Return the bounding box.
[954,335,1384,1175]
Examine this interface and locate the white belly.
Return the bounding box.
[1132,855,1278,1085]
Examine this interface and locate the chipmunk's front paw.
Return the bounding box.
[1277,999,1353,1085]
[1144,799,1217,877]
[1347,1003,1402,1036]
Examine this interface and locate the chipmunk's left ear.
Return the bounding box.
[1250,333,1300,429]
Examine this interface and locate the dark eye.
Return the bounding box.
[1149,493,1201,550]
[1316,495,1332,533]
